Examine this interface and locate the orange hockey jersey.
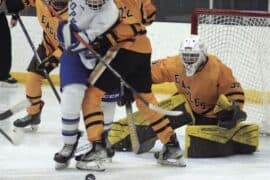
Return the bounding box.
[24,0,67,58]
[105,0,156,53]
[151,55,245,118]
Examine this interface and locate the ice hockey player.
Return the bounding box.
[53,0,120,171]
[58,0,187,171]
[5,0,67,132]
[149,34,259,157]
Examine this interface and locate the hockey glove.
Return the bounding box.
[57,21,91,53]
[216,103,247,129]
[38,54,59,73]
[92,34,113,57]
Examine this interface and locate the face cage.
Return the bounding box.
[181,52,203,77]
[86,0,106,11]
[182,53,200,65]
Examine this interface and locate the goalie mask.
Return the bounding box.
[179,35,207,77]
[86,0,107,11]
[49,0,68,10]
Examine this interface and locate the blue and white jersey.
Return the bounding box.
[69,0,119,41]
[68,0,119,69]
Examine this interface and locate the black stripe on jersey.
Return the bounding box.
[84,112,103,121]
[85,120,104,129]
[234,99,245,104]
[225,92,244,97]
[154,123,171,134]
[108,30,118,41]
[147,11,156,19]
[150,116,167,127]
[201,106,215,115]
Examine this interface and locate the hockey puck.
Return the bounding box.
[85,173,96,180]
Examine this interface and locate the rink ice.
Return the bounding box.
[0,85,269,180]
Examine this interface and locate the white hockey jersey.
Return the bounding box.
[68,0,119,69]
[69,0,119,41]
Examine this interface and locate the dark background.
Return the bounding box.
[21,0,269,23]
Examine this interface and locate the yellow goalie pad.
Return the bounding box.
[185,123,259,158]
[108,94,194,152]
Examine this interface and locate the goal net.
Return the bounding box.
[191,8,270,134]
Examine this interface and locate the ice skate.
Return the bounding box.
[154,134,186,167]
[13,101,44,132]
[54,131,82,170]
[75,140,107,171]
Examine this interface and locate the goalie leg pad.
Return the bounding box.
[232,123,259,154]
[185,123,259,158]
[108,94,193,153]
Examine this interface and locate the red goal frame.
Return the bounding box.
[191,8,270,34]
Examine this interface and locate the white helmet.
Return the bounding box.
[50,0,68,10]
[179,35,207,77]
[86,0,107,11]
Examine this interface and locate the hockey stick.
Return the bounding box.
[73,32,182,116]
[119,81,140,153]
[0,128,15,144]
[0,99,31,120]
[17,17,61,103]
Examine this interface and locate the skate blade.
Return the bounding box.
[157,158,186,167]
[102,157,112,163]
[0,82,18,88]
[55,161,70,170]
[14,125,39,133]
[76,160,106,171]
[11,127,25,145]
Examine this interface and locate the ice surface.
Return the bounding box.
[0,85,269,180]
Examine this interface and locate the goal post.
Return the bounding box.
[191,8,270,134]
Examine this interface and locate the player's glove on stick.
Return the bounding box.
[38,54,59,73]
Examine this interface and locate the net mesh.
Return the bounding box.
[192,9,270,134]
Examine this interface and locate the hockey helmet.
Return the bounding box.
[86,0,107,11]
[179,35,207,77]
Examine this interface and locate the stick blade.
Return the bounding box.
[149,104,183,116]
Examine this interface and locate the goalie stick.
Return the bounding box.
[73,32,182,117]
[119,81,140,153]
[0,99,31,121]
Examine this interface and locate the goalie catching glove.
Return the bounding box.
[214,94,247,129]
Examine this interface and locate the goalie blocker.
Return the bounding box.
[108,94,194,154]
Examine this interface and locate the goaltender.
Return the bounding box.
[109,35,259,158]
